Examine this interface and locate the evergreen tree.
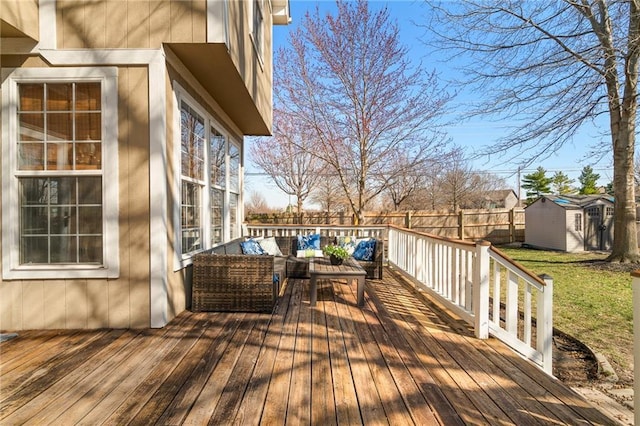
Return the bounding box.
[522,167,552,205]
[551,171,575,195]
[578,166,600,195]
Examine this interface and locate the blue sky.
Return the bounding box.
[245,0,613,209]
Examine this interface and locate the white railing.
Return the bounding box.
[244,224,387,240]
[245,223,553,374]
[387,225,553,375]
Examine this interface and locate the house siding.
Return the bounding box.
[0,64,152,330]
[56,0,207,49]
[1,0,284,330]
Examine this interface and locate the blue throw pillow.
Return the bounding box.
[240,239,266,255]
[297,233,321,250]
[353,239,376,261]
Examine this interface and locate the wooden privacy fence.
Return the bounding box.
[246,208,525,245]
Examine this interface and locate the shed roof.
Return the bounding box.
[528,194,614,210]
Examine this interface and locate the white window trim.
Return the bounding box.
[172,82,243,271]
[2,67,119,280]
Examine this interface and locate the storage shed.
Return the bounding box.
[525,195,614,252]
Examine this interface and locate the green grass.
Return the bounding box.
[498,247,634,384]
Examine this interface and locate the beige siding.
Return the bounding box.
[1,0,39,40]
[58,0,207,49]
[525,201,569,251]
[0,65,152,331]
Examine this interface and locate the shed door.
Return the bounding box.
[585,205,614,251]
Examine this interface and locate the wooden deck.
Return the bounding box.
[0,269,616,425]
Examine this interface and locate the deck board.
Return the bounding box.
[0,268,617,425]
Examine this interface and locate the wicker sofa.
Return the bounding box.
[191,235,384,313]
[191,238,286,313]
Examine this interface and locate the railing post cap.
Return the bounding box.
[631,270,640,279]
[539,273,553,281]
[476,239,491,247]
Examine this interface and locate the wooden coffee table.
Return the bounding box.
[309,257,366,307]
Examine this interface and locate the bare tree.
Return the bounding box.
[383,152,432,211]
[250,111,322,222]
[425,1,639,262]
[245,191,271,215]
[309,175,349,215]
[438,148,487,211]
[275,0,451,223]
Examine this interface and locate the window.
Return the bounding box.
[210,128,225,245]
[174,86,243,264]
[2,68,118,279]
[574,213,582,232]
[251,0,264,59]
[180,102,205,254]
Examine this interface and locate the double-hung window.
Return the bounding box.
[2,68,119,279]
[175,86,242,264]
[180,102,205,254]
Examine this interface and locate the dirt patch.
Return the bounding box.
[553,328,600,386]
[581,259,639,274]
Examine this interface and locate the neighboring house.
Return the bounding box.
[525,195,614,252]
[481,189,519,210]
[1,0,290,330]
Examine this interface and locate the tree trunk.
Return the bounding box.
[608,117,639,262]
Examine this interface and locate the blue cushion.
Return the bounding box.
[240,239,266,255]
[297,233,321,250]
[353,239,376,261]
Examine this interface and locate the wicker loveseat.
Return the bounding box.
[191,238,285,313]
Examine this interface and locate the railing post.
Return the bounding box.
[537,274,553,375]
[632,271,640,426]
[473,240,491,339]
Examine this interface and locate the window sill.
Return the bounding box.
[3,265,119,281]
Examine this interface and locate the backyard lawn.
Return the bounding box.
[499,247,634,386]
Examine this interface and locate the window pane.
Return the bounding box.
[19,113,44,141]
[79,206,102,233]
[211,188,223,245]
[19,84,44,111]
[79,236,102,263]
[181,181,201,253]
[210,129,226,188]
[50,206,75,234]
[180,102,205,181]
[47,112,72,140]
[229,143,240,192]
[47,83,72,111]
[18,143,44,170]
[229,193,238,239]
[78,177,102,204]
[20,178,48,205]
[76,112,101,141]
[76,141,101,169]
[21,237,48,263]
[50,236,77,263]
[46,143,73,170]
[21,206,46,235]
[75,83,101,111]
